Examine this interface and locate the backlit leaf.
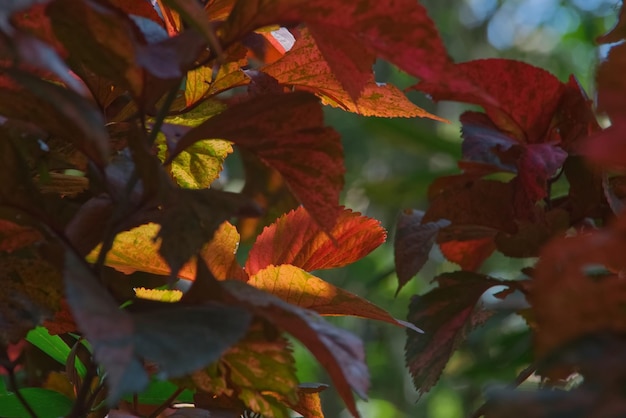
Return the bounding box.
[247,206,385,275]
[168,139,233,189]
[405,272,504,396]
[263,28,443,119]
[222,0,462,100]
[249,264,420,331]
[394,209,450,294]
[134,287,182,303]
[0,388,72,418]
[87,221,243,281]
[169,92,344,232]
[220,325,298,418]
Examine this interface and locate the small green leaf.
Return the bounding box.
[0,388,73,418]
[26,327,87,377]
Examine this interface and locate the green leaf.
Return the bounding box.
[26,327,87,377]
[169,139,233,189]
[125,379,194,405]
[0,388,73,418]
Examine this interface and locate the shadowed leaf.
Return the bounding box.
[405,272,503,396]
[394,209,450,294]
[169,92,344,232]
[221,280,368,418]
[64,252,252,405]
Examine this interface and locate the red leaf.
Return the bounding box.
[222,0,466,98]
[169,92,345,232]
[222,280,369,418]
[262,28,444,119]
[417,59,565,144]
[405,272,503,396]
[394,209,450,294]
[246,206,385,275]
[423,179,518,234]
[248,264,420,332]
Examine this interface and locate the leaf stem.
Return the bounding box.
[67,363,98,418]
[146,386,184,418]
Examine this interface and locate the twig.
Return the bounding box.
[147,387,184,418]
[67,364,98,418]
[7,363,37,418]
[469,363,537,418]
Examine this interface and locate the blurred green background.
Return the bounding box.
[231,1,621,416]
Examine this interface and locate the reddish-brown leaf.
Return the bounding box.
[423,179,518,234]
[405,272,504,396]
[169,92,345,232]
[582,119,626,170]
[0,69,109,167]
[222,0,469,100]
[262,28,444,119]
[248,264,420,332]
[597,2,626,44]
[417,59,565,144]
[0,220,43,253]
[221,280,368,418]
[394,209,450,294]
[246,206,385,275]
[596,42,626,122]
[529,213,626,356]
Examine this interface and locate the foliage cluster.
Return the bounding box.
[0,0,625,417]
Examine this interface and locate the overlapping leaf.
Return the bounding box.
[247,206,385,274]
[405,272,504,396]
[220,326,298,418]
[169,92,345,232]
[0,69,109,167]
[248,264,421,331]
[263,28,442,119]
[221,280,368,418]
[221,0,474,101]
[64,252,252,405]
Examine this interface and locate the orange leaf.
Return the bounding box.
[249,264,420,332]
[263,28,444,120]
[246,206,386,275]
